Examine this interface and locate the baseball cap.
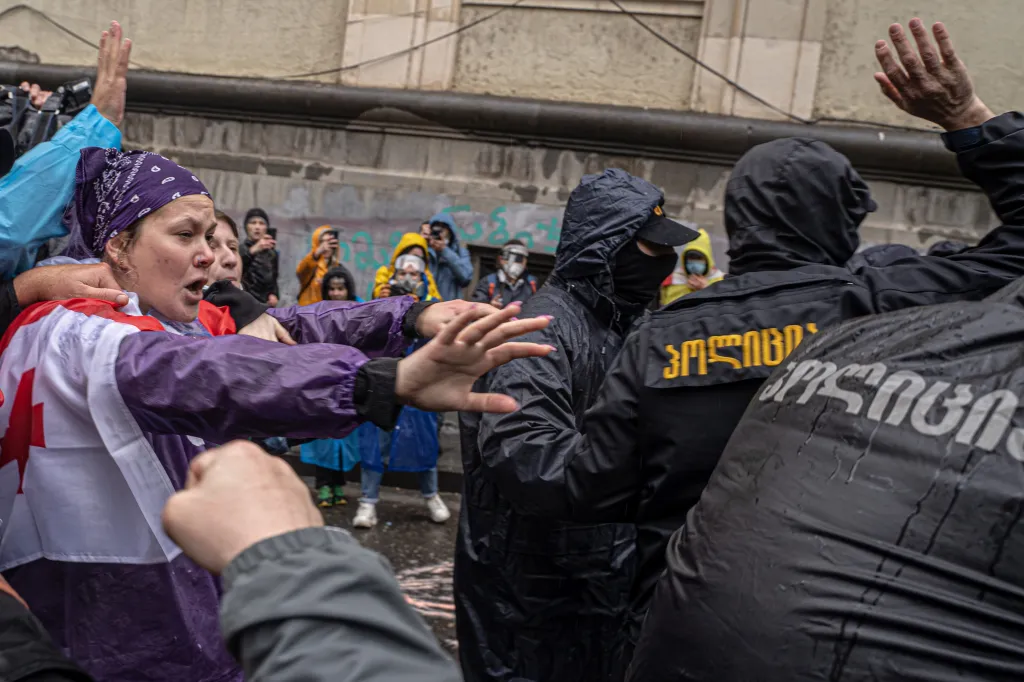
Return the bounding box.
[636,204,700,247]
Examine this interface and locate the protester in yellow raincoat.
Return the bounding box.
[373,232,442,301]
[296,225,342,305]
[659,228,725,306]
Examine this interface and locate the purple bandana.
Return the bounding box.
[70,148,210,257]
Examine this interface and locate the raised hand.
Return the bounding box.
[874,19,993,131]
[91,20,132,125]
[396,304,553,413]
[415,299,499,338]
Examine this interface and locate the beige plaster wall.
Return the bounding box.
[451,5,702,108]
[0,0,350,82]
[815,0,1024,128]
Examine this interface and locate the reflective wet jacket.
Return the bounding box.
[488,113,1024,671]
[631,276,1024,681]
[455,169,659,682]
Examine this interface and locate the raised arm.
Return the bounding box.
[0,21,129,278]
[860,20,1024,311]
[116,332,373,442]
[265,297,414,357]
[118,302,554,443]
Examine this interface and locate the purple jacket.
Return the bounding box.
[5,297,413,682]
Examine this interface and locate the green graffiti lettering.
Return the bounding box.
[465,220,484,241]
[487,207,509,245]
[443,205,471,214]
[388,230,403,249]
[337,240,351,263]
[538,218,560,253]
[353,231,376,271]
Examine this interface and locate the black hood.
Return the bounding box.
[321,265,357,301]
[724,138,876,275]
[554,168,665,300]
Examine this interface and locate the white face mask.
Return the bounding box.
[503,261,525,280]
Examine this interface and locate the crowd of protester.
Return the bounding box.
[0,13,1022,682]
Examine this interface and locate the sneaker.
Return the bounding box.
[333,485,347,506]
[353,502,378,529]
[316,485,333,509]
[425,495,451,524]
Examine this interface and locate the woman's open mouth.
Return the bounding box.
[183,279,206,301]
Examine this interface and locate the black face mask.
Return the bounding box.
[612,239,678,307]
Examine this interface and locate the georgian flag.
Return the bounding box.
[0,298,225,571]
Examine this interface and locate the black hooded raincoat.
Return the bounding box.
[630,275,1024,681]
[484,113,1024,673]
[455,169,661,682]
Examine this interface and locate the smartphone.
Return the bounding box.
[322,229,340,241]
[266,227,277,239]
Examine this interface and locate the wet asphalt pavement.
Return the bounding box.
[314,481,461,654]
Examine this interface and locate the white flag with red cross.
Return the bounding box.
[0,299,184,570]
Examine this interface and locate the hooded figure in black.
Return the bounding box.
[630,274,1024,682]
[474,113,1024,676]
[455,169,697,682]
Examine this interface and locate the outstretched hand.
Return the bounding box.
[91,21,132,125]
[415,299,498,338]
[396,304,553,413]
[874,19,993,131]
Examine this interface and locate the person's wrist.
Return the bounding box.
[940,97,995,132]
[218,521,325,575]
[11,272,36,308]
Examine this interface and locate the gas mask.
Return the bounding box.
[500,245,528,281]
[391,254,427,298]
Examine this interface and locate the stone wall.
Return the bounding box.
[123,111,998,305]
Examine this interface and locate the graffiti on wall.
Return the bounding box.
[266,202,565,304]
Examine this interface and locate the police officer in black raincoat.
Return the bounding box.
[630,267,1024,682]
[455,169,699,682]
[468,19,1024,675]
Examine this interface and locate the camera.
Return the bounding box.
[266,227,277,239]
[430,225,447,241]
[388,277,419,298]
[0,77,93,172]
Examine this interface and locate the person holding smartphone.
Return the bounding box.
[296,225,342,305]
[240,208,280,306]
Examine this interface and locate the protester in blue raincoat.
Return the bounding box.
[354,246,450,528]
[299,265,368,507]
[0,21,130,277]
[423,213,473,300]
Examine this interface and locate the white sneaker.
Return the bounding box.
[425,495,451,523]
[353,502,378,529]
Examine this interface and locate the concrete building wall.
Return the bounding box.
[2,0,1018,127]
[814,0,1024,129]
[452,2,703,108]
[122,111,998,305]
[0,0,350,81]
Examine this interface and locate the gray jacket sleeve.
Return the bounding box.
[220,527,461,682]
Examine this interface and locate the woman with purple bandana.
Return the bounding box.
[0,148,552,681]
